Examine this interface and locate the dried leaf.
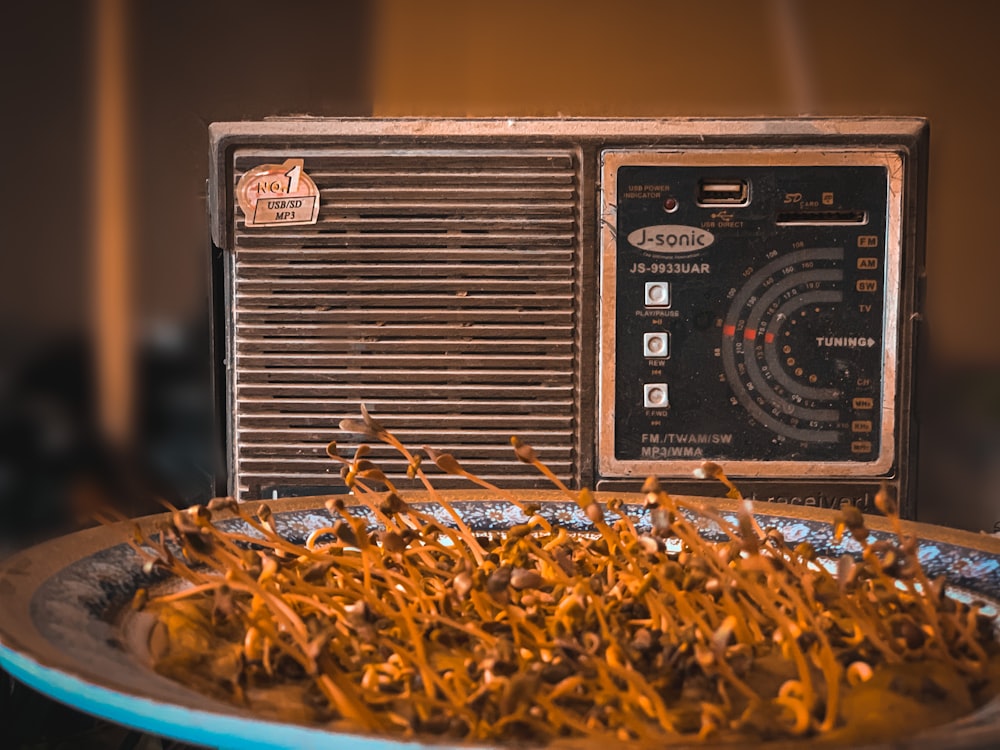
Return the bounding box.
[339,418,378,438]
[510,436,537,464]
[359,404,387,437]
[424,447,464,475]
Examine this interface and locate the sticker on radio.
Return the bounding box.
[236,158,320,227]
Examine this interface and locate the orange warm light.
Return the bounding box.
[93,0,132,444]
[371,0,796,117]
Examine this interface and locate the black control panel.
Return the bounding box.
[599,151,905,485]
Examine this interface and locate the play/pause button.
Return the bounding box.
[644,281,671,307]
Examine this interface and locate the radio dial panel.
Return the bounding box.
[599,151,904,480]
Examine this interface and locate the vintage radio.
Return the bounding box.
[208,118,927,516]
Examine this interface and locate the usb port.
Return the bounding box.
[696,179,749,205]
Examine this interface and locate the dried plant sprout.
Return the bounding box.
[127,410,1000,745]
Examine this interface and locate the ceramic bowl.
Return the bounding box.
[1,491,998,749]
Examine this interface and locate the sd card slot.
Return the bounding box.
[776,210,868,225]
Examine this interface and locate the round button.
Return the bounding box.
[644,282,671,308]
[643,332,670,358]
[644,383,669,408]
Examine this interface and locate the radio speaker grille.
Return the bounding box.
[229,148,583,499]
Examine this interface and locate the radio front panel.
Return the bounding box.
[209,118,927,516]
[599,151,902,479]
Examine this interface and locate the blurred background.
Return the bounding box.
[3,0,1000,554]
[2,1,1000,745]
[0,0,1000,550]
